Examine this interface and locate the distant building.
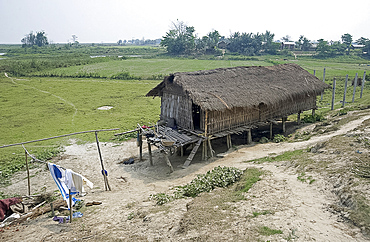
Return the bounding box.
[352,44,365,49]
[217,40,228,49]
[281,42,295,50]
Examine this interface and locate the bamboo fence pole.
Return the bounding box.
[69,189,72,223]
[331,78,336,110]
[342,74,348,107]
[95,132,111,191]
[321,68,326,101]
[25,150,30,196]
[360,71,366,98]
[352,73,358,103]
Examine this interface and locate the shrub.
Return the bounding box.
[273,134,288,143]
[302,113,325,123]
[259,137,269,143]
[149,166,243,205]
[110,71,141,80]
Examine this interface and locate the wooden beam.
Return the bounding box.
[183,139,202,168]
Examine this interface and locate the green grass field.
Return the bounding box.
[31,58,268,79]
[1,48,370,185]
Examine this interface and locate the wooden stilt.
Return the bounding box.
[282,117,286,134]
[180,146,184,157]
[204,140,208,160]
[148,142,153,166]
[269,122,273,140]
[247,129,252,144]
[208,138,214,157]
[25,150,30,196]
[164,154,174,173]
[297,112,301,125]
[227,134,232,149]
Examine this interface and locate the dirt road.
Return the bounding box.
[1,112,369,241]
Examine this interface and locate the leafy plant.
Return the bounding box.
[259,137,269,143]
[149,166,243,205]
[273,134,288,143]
[302,113,325,123]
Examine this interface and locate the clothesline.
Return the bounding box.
[22,144,67,171]
[0,128,119,149]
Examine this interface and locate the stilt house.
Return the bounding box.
[146,63,329,138]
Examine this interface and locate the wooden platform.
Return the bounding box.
[143,125,206,171]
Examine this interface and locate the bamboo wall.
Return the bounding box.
[160,87,317,136]
[206,107,259,135]
[160,91,193,129]
[205,96,317,135]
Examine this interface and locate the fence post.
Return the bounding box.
[25,151,31,196]
[352,73,358,103]
[331,78,336,110]
[360,71,366,98]
[95,131,111,191]
[342,74,348,107]
[321,68,326,101]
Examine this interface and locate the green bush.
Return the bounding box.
[149,166,243,205]
[110,71,141,80]
[302,113,325,123]
[273,134,288,143]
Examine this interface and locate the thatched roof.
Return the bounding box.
[146,63,330,111]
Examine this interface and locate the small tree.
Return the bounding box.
[356,37,369,45]
[263,30,279,54]
[281,35,292,42]
[341,33,353,55]
[21,31,48,47]
[316,39,331,57]
[160,20,196,55]
[296,35,312,51]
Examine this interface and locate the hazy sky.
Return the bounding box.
[1,0,370,44]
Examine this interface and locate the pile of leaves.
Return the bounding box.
[150,166,243,205]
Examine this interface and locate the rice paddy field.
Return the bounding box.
[0,45,370,185]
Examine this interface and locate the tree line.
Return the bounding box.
[160,20,370,58]
[20,26,370,59]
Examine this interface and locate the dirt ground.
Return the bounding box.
[1,110,370,241]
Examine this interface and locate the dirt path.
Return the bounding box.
[1,113,369,241]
